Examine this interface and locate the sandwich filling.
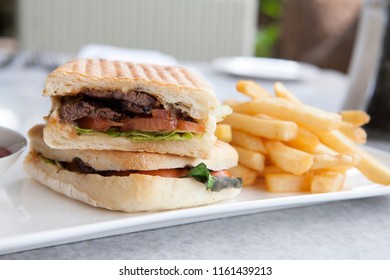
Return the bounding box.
[39,154,242,192]
[58,89,205,140]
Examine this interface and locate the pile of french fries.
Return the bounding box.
[215,80,390,193]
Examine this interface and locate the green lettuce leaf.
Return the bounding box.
[188,163,243,192]
[39,154,63,169]
[40,155,56,165]
[75,127,95,135]
[188,163,215,190]
[75,127,198,142]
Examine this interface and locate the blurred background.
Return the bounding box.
[0,0,363,73]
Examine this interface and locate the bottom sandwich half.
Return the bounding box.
[24,125,242,212]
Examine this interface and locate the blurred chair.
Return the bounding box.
[17,0,258,61]
[275,0,362,73]
[343,0,389,110]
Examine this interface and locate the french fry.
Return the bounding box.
[318,130,390,185]
[236,80,271,99]
[215,124,232,143]
[265,173,311,192]
[339,122,367,144]
[265,141,314,175]
[311,153,361,170]
[229,98,342,133]
[229,165,258,186]
[261,165,284,175]
[340,110,370,126]
[321,166,351,173]
[225,80,389,194]
[311,143,338,155]
[223,112,298,141]
[274,82,302,104]
[231,129,267,154]
[232,145,265,171]
[286,126,320,153]
[311,171,345,193]
[256,114,275,120]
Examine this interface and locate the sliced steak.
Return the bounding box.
[121,100,149,114]
[58,89,194,125]
[62,157,98,173]
[83,89,158,113]
[60,99,121,121]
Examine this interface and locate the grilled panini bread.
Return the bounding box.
[25,125,242,212]
[43,59,226,158]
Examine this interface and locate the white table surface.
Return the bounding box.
[1,60,390,259]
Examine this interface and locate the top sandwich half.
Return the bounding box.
[43,59,228,158]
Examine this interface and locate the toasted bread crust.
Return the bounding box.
[24,151,241,212]
[43,59,220,120]
[42,59,221,157]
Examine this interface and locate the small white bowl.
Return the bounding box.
[0,126,27,175]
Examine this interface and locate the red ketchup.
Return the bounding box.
[0,147,11,158]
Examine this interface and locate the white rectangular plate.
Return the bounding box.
[1,147,390,255]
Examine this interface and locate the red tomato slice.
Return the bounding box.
[77,117,122,131]
[176,120,205,134]
[211,170,232,178]
[77,117,205,134]
[137,169,188,178]
[120,118,178,132]
[151,109,174,119]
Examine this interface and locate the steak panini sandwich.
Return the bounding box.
[24,125,242,212]
[43,59,227,158]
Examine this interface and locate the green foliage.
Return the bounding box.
[255,24,280,57]
[261,0,283,18]
[256,0,284,57]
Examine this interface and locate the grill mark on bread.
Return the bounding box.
[100,59,110,77]
[141,64,155,82]
[85,59,92,76]
[114,60,129,78]
[72,59,85,73]
[168,66,193,88]
[126,63,135,79]
[182,68,199,87]
[157,65,178,85]
[153,65,166,82]
[143,64,163,83]
[131,63,147,80]
[162,70,177,84]
[82,60,199,88]
[49,59,212,90]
